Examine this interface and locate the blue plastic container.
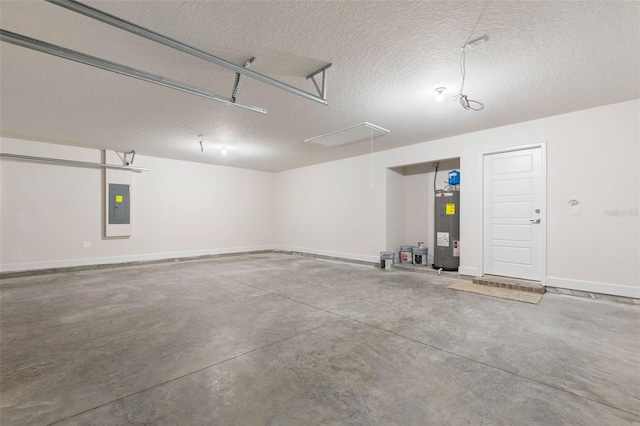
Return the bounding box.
[448,170,460,185]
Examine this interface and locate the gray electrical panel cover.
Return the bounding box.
[108,184,130,224]
[433,190,460,271]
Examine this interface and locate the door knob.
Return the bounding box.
[529,218,541,224]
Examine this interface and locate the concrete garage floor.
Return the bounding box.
[1,254,639,425]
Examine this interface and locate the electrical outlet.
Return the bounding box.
[571,205,581,215]
[82,241,91,248]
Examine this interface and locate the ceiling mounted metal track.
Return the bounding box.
[0,29,267,114]
[46,0,331,106]
[0,153,150,172]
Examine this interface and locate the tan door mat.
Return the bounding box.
[448,282,543,304]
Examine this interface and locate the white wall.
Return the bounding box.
[275,100,640,298]
[402,173,429,248]
[274,154,383,261]
[0,138,275,271]
[2,100,638,298]
[385,168,404,256]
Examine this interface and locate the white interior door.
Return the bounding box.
[483,147,543,281]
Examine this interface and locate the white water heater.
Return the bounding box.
[433,190,460,271]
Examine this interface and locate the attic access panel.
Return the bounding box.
[304,122,390,147]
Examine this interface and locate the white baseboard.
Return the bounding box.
[6,251,637,300]
[458,266,479,277]
[546,276,639,299]
[0,245,275,273]
[275,246,379,264]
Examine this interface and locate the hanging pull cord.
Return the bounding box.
[455,44,484,111]
[454,3,490,111]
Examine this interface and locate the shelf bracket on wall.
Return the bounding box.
[306,64,332,100]
[117,150,137,166]
[125,150,136,166]
[231,57,255,104]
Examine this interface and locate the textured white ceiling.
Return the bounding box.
[1,1,638,172]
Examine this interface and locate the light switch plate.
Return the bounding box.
[571,205,581,215]
[82,241,91,248]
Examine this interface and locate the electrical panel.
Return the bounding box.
[108,183,130,225]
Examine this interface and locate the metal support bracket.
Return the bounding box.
[231,57,255,103]
[306,64,332,100]
[124,150,136,166]
[116,149,136,165]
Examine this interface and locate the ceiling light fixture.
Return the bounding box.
[434,87,446,102]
